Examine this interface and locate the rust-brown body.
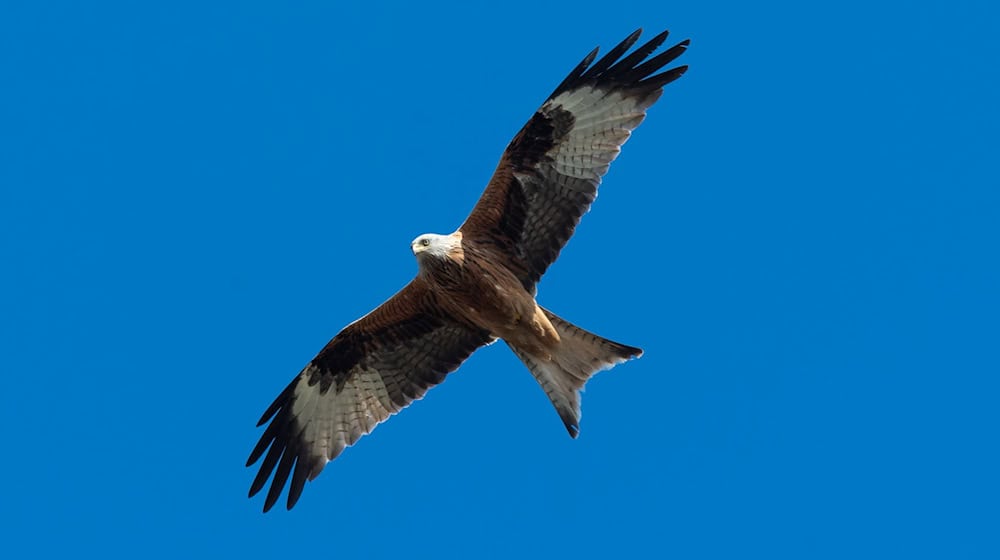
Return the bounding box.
[415,233,561,360]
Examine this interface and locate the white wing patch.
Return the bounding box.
[543,89,648,182]
[291,366,395,473]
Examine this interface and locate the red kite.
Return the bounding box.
[248,28,689,511]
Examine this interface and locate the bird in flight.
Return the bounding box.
[248,28,689,512]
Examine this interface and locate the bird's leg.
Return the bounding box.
[530,304,560,345]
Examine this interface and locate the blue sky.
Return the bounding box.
[2,0,997,557]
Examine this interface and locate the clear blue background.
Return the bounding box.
[2,1,997,557]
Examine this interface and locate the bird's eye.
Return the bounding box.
[421,238,431,247]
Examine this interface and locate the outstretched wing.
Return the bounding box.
[460,29,689,289]
[247,279,492,512]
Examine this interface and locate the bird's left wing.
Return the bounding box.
[247,279,492,512]
[460,29,688,290]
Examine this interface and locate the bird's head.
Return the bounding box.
[411,232,464,265]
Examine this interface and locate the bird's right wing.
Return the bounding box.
[247,279,493,512]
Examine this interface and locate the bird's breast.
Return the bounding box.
[427,245,536,337]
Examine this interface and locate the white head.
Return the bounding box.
[411,232,464,264]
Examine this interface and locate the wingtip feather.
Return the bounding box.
[548,28,689,101]
[566,422,580,439]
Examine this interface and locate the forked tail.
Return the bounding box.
[508,308,642,437]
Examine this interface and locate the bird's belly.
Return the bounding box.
[436,265,526,331]
[458,281,526,331]
[449,278,558,355]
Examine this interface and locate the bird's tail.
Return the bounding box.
[508,308,642,438]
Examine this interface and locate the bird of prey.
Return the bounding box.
[248,28,689,512]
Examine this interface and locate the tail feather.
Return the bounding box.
[508,308,642,437]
